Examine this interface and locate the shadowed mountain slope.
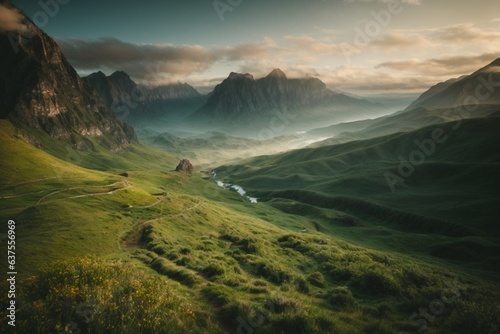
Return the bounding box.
[0,4,136,151]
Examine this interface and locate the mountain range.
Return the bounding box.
[84,71,204,123]
[81,66,387,137]
[0,1,387,155]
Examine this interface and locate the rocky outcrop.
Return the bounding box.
[0,3,136,152]
[175,159,194,174]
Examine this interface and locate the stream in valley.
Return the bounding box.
[211,171,258,203]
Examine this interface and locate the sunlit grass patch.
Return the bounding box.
[14,258,220,334]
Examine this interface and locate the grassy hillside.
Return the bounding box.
[1,118,500,333]
[310,104,499,146]
[13,121,179,172]
[216,115,500,275]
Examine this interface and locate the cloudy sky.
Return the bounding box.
[10,0,500,99]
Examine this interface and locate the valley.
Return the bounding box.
[2,118,500,334]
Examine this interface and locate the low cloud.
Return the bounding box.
[57,37,278,84]
[230,63,435,95]
[221,38,279,61]
[430,23,500,43]
[369,32,429,49]
[324,64,435,95]
[284,31,429,58]
[56,22,499,96]
[377,53,500,76]
[0,4,25,32]
[57,37,217,82]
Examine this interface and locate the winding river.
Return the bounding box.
[211,171,258,203]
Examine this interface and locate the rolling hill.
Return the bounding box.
[216,114,500,269]
[310,104,500,146]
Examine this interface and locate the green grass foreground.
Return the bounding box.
[8,258,219,333]
[1,119,500,333]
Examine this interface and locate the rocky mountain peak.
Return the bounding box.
[266,68,287,79]
[89,71,107,79]
[480,57,500,72]
[109,71,136,91]
[228,72,254,81]
[110,70,132,81]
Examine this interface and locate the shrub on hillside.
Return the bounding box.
[277,235,311,253]
[294,276,310,293]
[256,261,293,284]
[149,257,198,286]
[307,271,325,287]
[351,268,400,296]
[326,286,357,310]
[203,262,225,279]
[202,285,231,306]
[265,296,299,314]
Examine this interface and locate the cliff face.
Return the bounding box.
[259,69,333,110]
[198,69,372,120]
[0,4,136,151]
[201,72,265,117]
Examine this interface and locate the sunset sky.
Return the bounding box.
[10,0,500,99]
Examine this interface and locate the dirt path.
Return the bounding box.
[122,220,156,250]
[0,176,59,189]
[35,181,129,205]
[66,185,131,200]
[0,189,48,199]
[132,196,166,209]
